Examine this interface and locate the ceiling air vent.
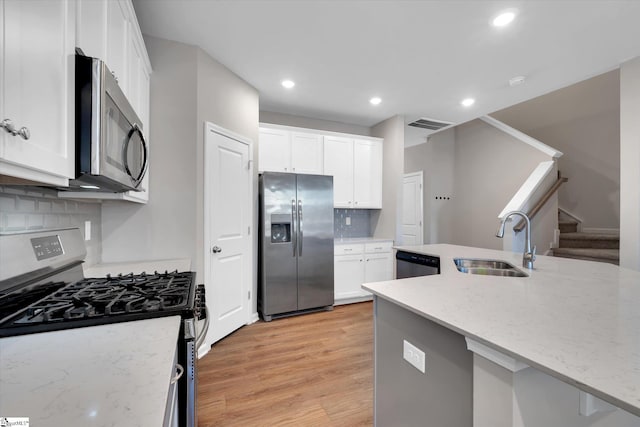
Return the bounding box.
[408,117,454,131]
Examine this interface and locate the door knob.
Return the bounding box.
[212,246,222,253]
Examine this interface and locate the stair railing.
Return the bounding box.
[514,172,568,233]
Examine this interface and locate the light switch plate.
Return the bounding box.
[403,339,426,373]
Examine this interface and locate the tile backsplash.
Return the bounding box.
[0,186,102,266]
[334,209,372,239]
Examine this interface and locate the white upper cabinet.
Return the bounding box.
[0,0,76,186]
[353,139,383,208]
[259,124,383,208]
[259,128,291,173]
[64,0,151,203]
[323,136,354,207]
[106,0,129,95]
[291,132,323,174]
[259,128,323,175]
[76,0,151,132]
[324,137,383,209]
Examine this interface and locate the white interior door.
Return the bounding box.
[203,123,252,351]
[402,172,424,245]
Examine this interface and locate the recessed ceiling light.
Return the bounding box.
[461,98,475,107]
[281,79,295,89]
[492,11,516,27]
[369,97,382,105]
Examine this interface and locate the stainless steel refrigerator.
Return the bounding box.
[259,172,334,321]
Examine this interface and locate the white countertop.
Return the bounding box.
[0,316,181,426]
[83,258,191,278]
[363,244,640,417]
[335,237,394,244]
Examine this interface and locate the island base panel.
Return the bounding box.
[374,297,472,426]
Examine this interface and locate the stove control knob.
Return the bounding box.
[212,246,222,254]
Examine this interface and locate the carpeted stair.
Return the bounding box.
[552,216,619,265]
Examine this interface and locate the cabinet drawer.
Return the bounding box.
[334,244,364,255]
[365,241,393,253]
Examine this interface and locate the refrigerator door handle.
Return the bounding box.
[298,199,303,256]
[291,199,297,257]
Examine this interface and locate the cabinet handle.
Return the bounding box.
[1,119,30,140]
[344,248,352,252]
[360,259,363,262]
[366,259,370,262]
[170,364,184,384]
[212,246,222,253]
[284,167,288,171]
[111,71,119,83]
[374,247,383,250]
[355,201,358,205]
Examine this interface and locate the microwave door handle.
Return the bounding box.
[122,124,148,189]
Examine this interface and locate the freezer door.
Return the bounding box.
[260,173,298,315]
[296,174,335,310]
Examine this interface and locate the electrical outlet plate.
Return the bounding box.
[345,216,351,225]
[403,339,426,373]
[84,221,91,241]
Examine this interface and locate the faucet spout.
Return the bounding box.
[496,210,536,269]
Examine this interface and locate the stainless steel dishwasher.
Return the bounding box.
[396,250,440,278]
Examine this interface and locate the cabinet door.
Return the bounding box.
[334,254,366,300]
[323,136,354,208]
[291,132,323,174]
[259,128,291,172]
[354,139,383,208]
[76,0,107,59]
[106,0,130,95]
[1,0,75,184]
[364,253,393,286]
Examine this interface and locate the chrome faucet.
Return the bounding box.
[496,210,536,269]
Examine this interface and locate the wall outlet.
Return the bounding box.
[403,339,426,373]
[84,221,91,241]
[345,216,351,226]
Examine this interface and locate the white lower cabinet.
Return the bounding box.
[334,240,393,304]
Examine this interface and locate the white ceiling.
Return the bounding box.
[132,0,640,131]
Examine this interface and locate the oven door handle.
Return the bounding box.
[170,363,184,384]
[195,306,210,350]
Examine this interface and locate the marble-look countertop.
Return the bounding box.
[334,237,394,244]
[363,244,640,417]
[83,258,191,278]
[0,316,181,426]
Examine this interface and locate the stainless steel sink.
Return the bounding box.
[453,258,528,277]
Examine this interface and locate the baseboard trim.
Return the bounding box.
[248,312,260,324]
[334,295,373,306]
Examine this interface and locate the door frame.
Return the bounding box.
[203,121,254,352]
[402,171,424,245]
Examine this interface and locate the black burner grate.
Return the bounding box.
[0,271,196,335]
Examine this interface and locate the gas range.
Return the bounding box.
[0,269,201,337]
[0,228,204,338]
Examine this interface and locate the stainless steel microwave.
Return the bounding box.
[71,54,148,192]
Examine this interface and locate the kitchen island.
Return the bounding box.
[363,244,640,426]
[0,316,181,426]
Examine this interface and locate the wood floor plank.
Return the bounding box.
[197,301,373,426]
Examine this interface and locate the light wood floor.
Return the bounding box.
[197,301,374,426]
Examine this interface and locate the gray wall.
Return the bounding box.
[404,120,554,251]
[620,57,640,271]
[259,110,371,136]
[0,186,102,266]
[404,128,457,245]
[101,37,199,268]
[453,120,551,250]
[492,70,620,230]
[101,36,260,302]
[371,115,405,241]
